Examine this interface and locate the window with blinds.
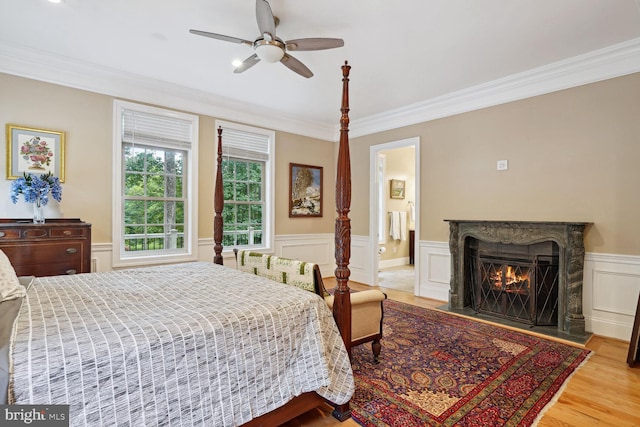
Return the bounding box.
[216,121,275,252]
[113,100,199,267]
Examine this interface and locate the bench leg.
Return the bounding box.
[372,338,381,363]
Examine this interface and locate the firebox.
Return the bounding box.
[466,240,559,326]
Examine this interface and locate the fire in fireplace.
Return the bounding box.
[467,240,559,326]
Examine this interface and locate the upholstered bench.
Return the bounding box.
[234,249,387,362]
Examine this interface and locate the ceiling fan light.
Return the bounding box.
[255,41,285,63]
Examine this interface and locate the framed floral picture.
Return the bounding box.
[289,163,323,217]
[6,124,66,182]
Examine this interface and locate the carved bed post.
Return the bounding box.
[213,126,224,265]
[334,61,353,357]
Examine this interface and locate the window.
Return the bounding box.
[216,121,274,252]
[113,100,199,267]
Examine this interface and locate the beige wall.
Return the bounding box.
[0,73,336,245]
[4,72,639,256]
[0,76,113,242]
[274,131,336,235]
[350,72,640,256]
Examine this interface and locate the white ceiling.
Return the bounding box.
[1,0,640,140]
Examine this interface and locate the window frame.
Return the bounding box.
[216,120,275,254]
[113,100,199,267]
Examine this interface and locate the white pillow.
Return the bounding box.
[0,250,25,301]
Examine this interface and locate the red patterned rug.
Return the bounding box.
[350,300,591,427]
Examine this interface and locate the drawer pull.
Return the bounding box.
[63,230,72,236]
[66,248,78,254]
[66,269,77,275]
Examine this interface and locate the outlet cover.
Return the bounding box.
[497,160,508,171]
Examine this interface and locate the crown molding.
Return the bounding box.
[0,41,335,141]
[2,38,640,142]
[348,37,640,138]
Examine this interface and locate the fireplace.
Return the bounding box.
[446,220,589,339]
[468,240,559,326]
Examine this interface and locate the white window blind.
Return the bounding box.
[122,109,193,149]
[220,127,270,161]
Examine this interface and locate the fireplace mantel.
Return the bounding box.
[445,220,591,338]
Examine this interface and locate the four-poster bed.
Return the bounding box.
[1,62,356,427]
[214,62,355,425]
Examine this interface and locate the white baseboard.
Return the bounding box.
[379,257,410,270]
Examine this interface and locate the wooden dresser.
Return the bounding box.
[0,218,92,277]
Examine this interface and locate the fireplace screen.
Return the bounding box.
[469,252,559,326]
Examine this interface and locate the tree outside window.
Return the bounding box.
[123,145,186,252]
[221,158,264,248]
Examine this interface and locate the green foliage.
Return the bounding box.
[222,158,264,247]
[123,144,186,252]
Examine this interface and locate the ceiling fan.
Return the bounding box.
[189,0,344,78]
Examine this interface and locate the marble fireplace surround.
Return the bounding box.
[445,220,590,339]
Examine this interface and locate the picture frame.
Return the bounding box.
[390,179,406,199]
[289,163,323,217]
[627,291,640,368]
[6,124,66,182]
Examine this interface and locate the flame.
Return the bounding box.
[490,265,530,289]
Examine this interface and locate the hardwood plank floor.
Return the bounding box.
[283,279,640,427]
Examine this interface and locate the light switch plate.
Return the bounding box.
[497,160,508,171]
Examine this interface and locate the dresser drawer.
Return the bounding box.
[3,242,83,267]
[50,228,88,238]
[0,228,21,239]
[14,261,83,277]
[0,219,91,277]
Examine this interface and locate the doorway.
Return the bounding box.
[369,137,420,294]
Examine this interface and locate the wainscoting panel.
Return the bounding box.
[275,234,335,278]
[91,243,115,272]
[419,241,450,302]
[584,252,640,341]
[193,234,372,285]
[350,235,373,285]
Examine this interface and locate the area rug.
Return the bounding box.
[350,300,591,427]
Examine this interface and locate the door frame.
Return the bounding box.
[369,136,420,292]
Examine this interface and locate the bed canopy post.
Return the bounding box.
[213,126,224,265]
[334,61,353,357]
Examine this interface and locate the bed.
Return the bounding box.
[1,62,356,426]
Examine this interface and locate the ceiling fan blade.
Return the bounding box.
[285,38,344,51]
[189,29,253,46]
[234,54,261,74]
[256,0,277,39]
[280,54,313,78]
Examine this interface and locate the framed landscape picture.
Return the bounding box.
[6,124,66,181]
[390,179,405,199]
[289,163,323,217]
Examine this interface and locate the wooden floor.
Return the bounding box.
[283,279,640,427]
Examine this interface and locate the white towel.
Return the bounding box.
[400,211,407,241]
[390,211,401,240]
[389,211,407,241]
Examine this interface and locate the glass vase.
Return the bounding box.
[33,201,45,224]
